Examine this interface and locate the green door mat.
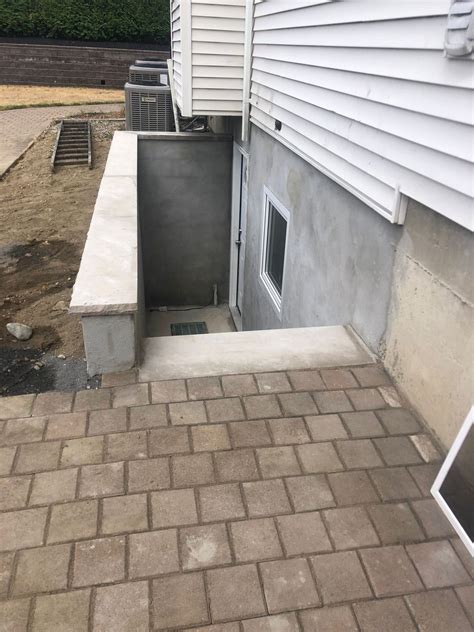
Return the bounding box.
[170,322,209,336]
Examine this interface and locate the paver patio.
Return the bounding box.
[0,366,472,631]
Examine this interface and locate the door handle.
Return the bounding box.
[235,240,241,246]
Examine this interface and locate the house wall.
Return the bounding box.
[171,0,245,117]
[250,0,473,230]
[242,124,473,449]
[138,134,232,307]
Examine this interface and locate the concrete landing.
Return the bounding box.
[139,325,374,382]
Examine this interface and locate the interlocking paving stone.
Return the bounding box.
[451,538,474,579]
[128,458,170,492]
[353,597,417,632]
[255,372,292,393]
[243,394,281,419]
[151,379,187,403]
[112,383,149,408]
[169,401,207,425]
[328,470,379,506]
[324,506,379,550]
[206,397,246,422]
[32,391,73,416]
[45,412,87,440]
[0,552,14,596]
[229,420,272,448]
[0,508,47,551]
[106,431,147,461]
[208,564,266,620]
[183,623,240,632]
[152,489,198,528]
[408,463,439,496]
[0,475,31,510]
[153,572,209,629]
[278,392,318,416]
[287,370,326,391]
[352,366,391,387]
[335,439,383,469]
[405,589,473,632]
[411,498,455,538]
[310,550,373,604]
[230,518,283,562]
[172,453,216,487]
[192,424,231,451]
[299,605,359,632]
[256,446,301,478]
[199,483,246,522]
[456,585,474,626]
[15,441,60,474]
[267,417,310,444]
[296,442,344,473]
[406,540,470,588]
[47,500,98,543]
[13,543,70,595]
[0,446,16,475]
[341,411,385,438]
[222,374,258,397]
[360,545,423,596]
[320,369,358,390]
[129,529,179,578]
[149,426,190,456]
[88,408,127,436]
[0,598,30,632]
[0,394,35,420]
[313,390,353,414]
[79,462,124,498]
[410,434,442,462]
[101,370,137,388]
[1,417,46,446]
[188,377,223,400]
[129,403,167,429]
[277,512,332,555]
[367,503,424,544]
[74,388,111,412]
[93,582,149,632]
[243,613,300,632]
[73,536,125,587]
[261,558,320,612]
[374,436,422,466]
[60,436,104,467]
[376,408,421,434]
[180,523,232,570]
[214,448,259,482]
[346,388,386,411]
[29,469,77,505]
[369,467,422,501]
[285,474,335,511]
[32,589,90,632]
[101,494,148,534]
[243,479,291,517]
[305,414,348,441]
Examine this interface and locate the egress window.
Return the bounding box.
[260,188,290,312]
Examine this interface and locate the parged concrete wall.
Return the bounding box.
[382,200,474,449]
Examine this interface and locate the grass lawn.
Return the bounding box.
[0,84,124,110]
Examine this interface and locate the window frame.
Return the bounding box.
[260,187,290,315]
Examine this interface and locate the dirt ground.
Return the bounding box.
[0,115,124,379]
[0,84,124,110]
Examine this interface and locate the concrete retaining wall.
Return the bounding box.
[138,134,232,307]
[0,42,168,88]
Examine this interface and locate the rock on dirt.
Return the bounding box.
[6,322,33,340]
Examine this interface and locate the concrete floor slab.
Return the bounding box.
[139,325,374,382]
[146,305,235,337]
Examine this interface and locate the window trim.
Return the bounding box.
[260,187,290,315]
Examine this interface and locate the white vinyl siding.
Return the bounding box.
[250,1,474,230]
[171,0,246,117]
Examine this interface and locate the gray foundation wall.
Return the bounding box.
[138,135,232,307]
[241,124,401,350]
[240,123,474,449]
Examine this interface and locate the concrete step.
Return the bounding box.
[139,325,374,382]
[55,158,89,165]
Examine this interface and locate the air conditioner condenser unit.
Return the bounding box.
[125,83,174,132]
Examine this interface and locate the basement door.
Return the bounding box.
[230,143,249,330]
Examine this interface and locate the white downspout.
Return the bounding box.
[242,0,254,142]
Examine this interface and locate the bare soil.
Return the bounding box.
[0,84,124,110]
[0,117,124,364]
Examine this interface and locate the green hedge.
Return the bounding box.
[0,0,170,43]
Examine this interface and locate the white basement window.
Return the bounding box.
[260,187,290,314]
